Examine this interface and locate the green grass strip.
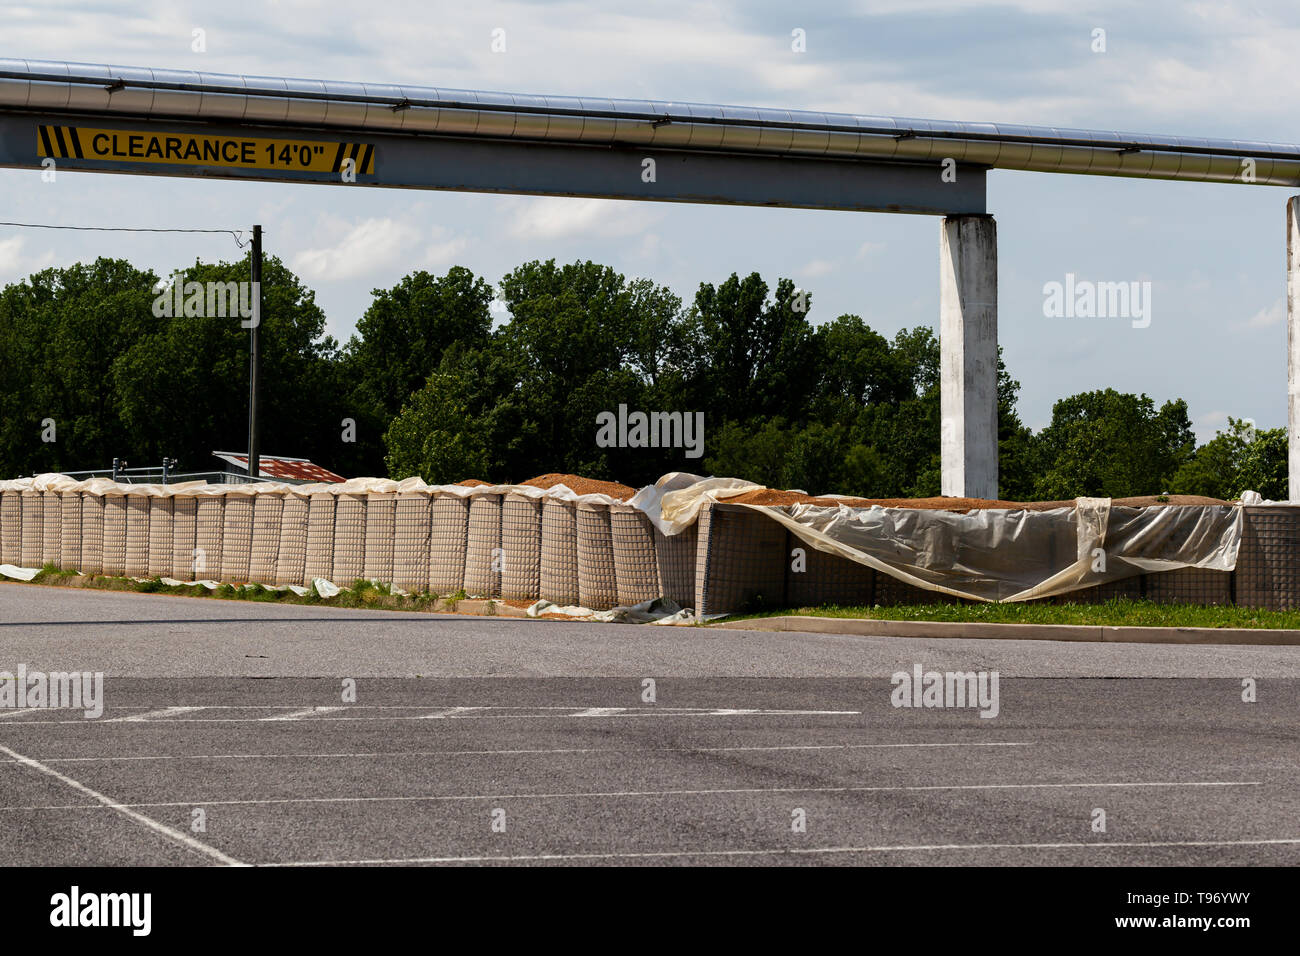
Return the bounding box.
[25,563,441,612]
[725,597,1300,630]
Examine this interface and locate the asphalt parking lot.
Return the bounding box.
[3,584,1298,866]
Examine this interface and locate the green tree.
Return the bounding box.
[384,364,494,483]
[1238,427,1287,499]
[703,417,794,489]
[808,315,909,421]
[0,258,156,475]
[112,254,344,475]
[1033,389,1194,498]
[346,266,493,418]
[488,259,692,485]
[342,267,493,474]
[1170,418,1286,500]
[675,273,817,423]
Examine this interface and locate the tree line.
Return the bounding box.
[0,253,1285,500]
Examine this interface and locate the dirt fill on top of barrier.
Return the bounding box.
[724,489,1232,512]
[521,473,637,500]
[455,479,491,487]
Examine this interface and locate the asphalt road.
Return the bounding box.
[5,581,1300,677]
[3,583,1298,866]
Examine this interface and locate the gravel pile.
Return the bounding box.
[519,473,637,500]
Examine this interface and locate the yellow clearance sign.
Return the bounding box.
[36,125,375,175]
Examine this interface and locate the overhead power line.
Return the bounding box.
[0,221,249,247]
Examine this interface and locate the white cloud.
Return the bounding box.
[1194,409,1231,443]
[421,229,469,269]
[290,218,465,281]
[799,258,835,278]
[636,233,663,259]
[505,197,659,241]
[1238,297,1285,330]
[0,236,56,281]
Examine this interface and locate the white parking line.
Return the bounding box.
[105,706,209,723]
[419,707,489,719]
[0,742,247,866]
[0,740,1035,764]
[0,708,43,719]
[276,836,1300,866]
[0,779,1260,812]
[5,704,853,711]
[261,707,346,721]
[0,707,862,724]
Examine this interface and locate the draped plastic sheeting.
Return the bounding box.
[750,499,1241,602]
[641,475,1244,603]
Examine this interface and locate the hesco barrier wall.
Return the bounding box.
[689,501,1285,616]
[1,476,1297,617]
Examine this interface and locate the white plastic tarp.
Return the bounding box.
[641,476,1243,603]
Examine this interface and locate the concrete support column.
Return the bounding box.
[1289,197,1300,501]
[939,214,999,500]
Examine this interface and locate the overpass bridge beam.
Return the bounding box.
[939,214,999,500]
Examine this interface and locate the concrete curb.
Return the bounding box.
[711,615,1300,646]
[448,599,531,618]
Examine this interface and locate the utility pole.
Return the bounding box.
[248,224,262,483]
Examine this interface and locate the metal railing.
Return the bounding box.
[53,458,262,485]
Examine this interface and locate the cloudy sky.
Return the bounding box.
[2,0,1298,439]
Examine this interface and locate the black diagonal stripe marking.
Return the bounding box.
[38,125,55,158]
[359,144,374,175]
[67,127,84,159]
[348,143,361,170]
[52,126,69,158]
[331,143,346,172]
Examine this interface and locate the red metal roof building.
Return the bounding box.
[212,452,345,484]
